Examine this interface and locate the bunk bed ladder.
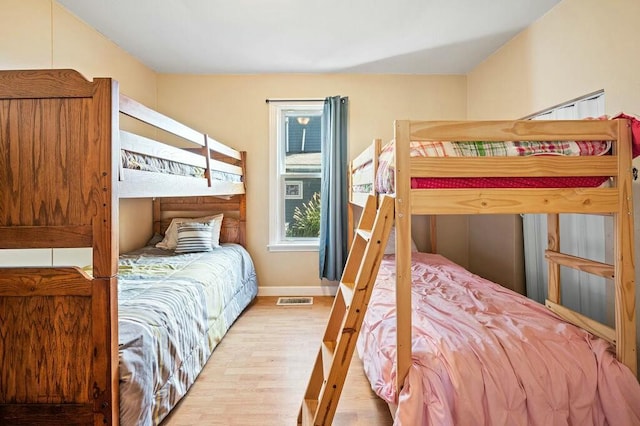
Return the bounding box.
[298,195,395,426]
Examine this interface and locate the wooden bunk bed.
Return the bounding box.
[0,69,254,425]
[348,118,640,423]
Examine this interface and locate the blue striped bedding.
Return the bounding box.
[116,243,258,425]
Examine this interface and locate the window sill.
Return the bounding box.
[268,243,319,252]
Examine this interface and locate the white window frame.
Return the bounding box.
[268,100,324,252]
[524,90,605,120]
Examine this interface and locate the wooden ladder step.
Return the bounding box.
[298,194,395,426]
[321,341,336,379]
[300,399,318,425]
[355,228,372,242]
[339,282,354,307]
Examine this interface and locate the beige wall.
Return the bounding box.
[1,0,158,253]
[468,0,640,119]
[157,74,467,287]
[0,0,157,123]
[0,0,52,69]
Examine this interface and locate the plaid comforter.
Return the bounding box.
[402,140,610,157]
[375,139,611,193]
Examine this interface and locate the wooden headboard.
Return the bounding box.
[153,195,247,246]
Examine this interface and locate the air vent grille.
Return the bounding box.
[277,297,313,306]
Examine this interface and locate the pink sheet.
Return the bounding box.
[357,253,640,425]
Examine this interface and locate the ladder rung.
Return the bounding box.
[339,282,354,307]
[321,341,336,379]
[299,194,395,426]
[355,228,372,242]
[544,249,614,279]
[301,399,318,425]
[545,299,616,344]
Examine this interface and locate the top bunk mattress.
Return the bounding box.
[375,139,613,192]
[355,114,640,193]
[121,150,242,183]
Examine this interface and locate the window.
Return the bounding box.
[268,101,324,251]
[525,90,605,120]
[523,91,610,322]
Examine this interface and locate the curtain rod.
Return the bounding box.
[265,98,325,103]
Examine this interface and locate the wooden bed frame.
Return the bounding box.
[0,69,247,425]
[349,119,638,396]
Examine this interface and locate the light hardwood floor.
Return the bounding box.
[162,296,393,426]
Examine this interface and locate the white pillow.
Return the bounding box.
[156,213,224,250]
[174,222,214,254]
[384,226,418,255]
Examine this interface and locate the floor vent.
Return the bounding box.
[277,297,313,306]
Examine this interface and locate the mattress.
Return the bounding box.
[357,252,640,425]
[121,150,242,183]
[368,114,640,194]
[116,243,258,426]
[374,139,612,193]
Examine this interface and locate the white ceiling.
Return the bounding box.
[57,0,561,75]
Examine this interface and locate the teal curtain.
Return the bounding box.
[319,96,349,281]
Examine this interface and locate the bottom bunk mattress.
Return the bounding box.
[116,243,258,425]
[357,252,640,426]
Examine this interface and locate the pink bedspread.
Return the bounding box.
[357,253,640,425]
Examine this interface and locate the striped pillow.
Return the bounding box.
[155,213,223,250]
[174,222,214,253]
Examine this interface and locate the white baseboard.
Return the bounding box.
[258,286,338,297]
